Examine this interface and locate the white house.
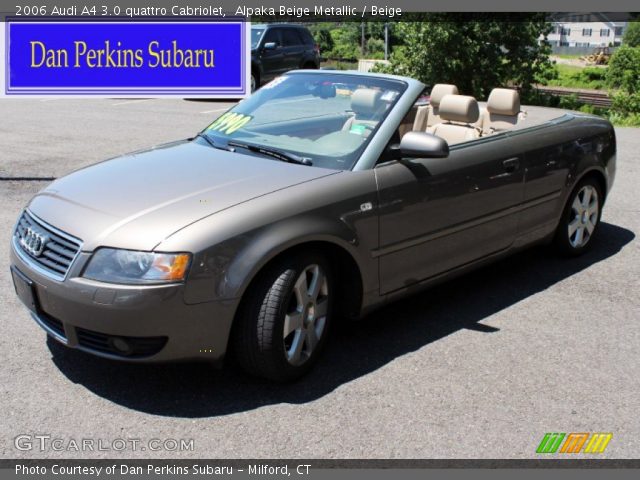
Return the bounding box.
[545,14,627,47]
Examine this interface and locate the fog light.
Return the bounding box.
[110,337,132,355]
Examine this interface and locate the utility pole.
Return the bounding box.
[384,23,389,60]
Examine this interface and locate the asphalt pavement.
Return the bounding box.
[0,99,638,459]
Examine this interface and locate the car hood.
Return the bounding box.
[28,140,337,251]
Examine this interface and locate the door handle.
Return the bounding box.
[502,157,520,173]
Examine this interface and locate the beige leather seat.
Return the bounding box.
[397,84,460,138]
[398,104,419,138]
[480,88,521,135]
[429,94,481,144]
[421,84,459,130]
[342,88,383,135]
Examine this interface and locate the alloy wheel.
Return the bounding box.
[568,185,599,248]
[283,264,329,366]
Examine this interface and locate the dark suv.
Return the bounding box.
[251,24,320,91]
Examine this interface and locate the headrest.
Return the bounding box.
[487,88,520,116]
[439,95,479,124]
[351,88,382,116]
[430,84,459,107]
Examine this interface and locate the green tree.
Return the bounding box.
[606,45,640,118]
[365,38,386,59]
[328,27,360,60]
[607,45,640,93]
[623,22,640,47]
[314,29,334,55]
[373,15,553,98]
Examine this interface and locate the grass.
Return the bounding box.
[544,64,608,90]
[608,113,640,127]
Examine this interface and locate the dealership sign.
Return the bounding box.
[3,20,249,97]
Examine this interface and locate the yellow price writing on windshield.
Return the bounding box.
[207,112,252,135]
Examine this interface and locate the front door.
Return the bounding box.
[375,134,525,294]
[259,29,286,82]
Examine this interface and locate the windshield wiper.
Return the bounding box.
[227,141,313,166]
[194,132,229,151]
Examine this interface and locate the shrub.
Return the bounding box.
[580,67,607,83]
[623,22,640,48]
[606,46,640,93]
[610,91,640,115]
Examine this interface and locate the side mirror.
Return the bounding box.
[263,42,278,51]
[399,131,449,159]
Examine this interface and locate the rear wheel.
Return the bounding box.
[233,252,333,381]
[554,177,603,256]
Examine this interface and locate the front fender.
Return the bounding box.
[224,216,368,299]
[158,170,380,306]
[182,212,376,305]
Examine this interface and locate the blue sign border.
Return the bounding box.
[5,19,248,97]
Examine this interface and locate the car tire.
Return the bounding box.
[233,251,333,382]
[554,176,603,256]
[251,71,258,93]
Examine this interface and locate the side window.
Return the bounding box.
[263,29,280,46]
[282,29,303,47]
[300,30,315,46]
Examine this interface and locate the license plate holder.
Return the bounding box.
[11,266,38,314]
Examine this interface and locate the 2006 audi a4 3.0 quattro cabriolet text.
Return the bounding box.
[10,71,616,381]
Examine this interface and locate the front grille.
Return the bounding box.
[14,211,82,279]
[76,328,167,358]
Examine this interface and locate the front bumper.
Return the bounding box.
[10,242,237,363]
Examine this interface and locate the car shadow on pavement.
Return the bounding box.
[47,222,634,418]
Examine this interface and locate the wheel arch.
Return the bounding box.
[232,238,365,323]
[554,167,608,231]
[553,167,607,255]
[574,167,608,202]
[250,61,261,80]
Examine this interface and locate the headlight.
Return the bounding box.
[83,248,191,284]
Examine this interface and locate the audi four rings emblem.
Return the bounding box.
[19,227,48,257]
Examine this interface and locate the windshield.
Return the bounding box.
[202,73,407,170]
[251,28,265,48]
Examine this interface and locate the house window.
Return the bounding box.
[600,29,610,37]
[615,27,624,36]
[561,27,571,36]
[582,28,592,36]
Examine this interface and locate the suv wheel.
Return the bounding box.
[251,72,258,93]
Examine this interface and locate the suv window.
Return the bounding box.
[281,29,303,47]
[263,29,280,46]
[299,29,315,46]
